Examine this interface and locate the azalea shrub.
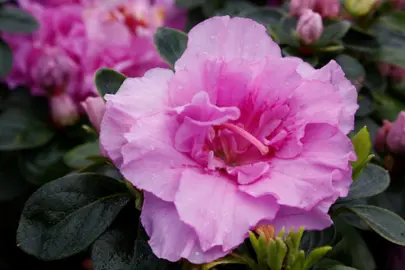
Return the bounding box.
[1,0,405,269]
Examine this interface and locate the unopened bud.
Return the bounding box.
[255,225,275,243]
[290,0,316,16]
[391,66,405,82]
[316,0,340,17]
[50,93,79,127]
[345,0,378,16]
[81,96,106,133]
[375,120,392,153]
[297,9,323,44]
[387,112,405,155]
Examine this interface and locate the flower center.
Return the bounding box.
[219,123,269,156]
[107,5,149,33]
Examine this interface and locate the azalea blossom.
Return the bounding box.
[100,16,357,263]
[3,0,185,126]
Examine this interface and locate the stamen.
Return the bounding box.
[220,123,269,155]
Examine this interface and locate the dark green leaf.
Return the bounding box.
[201,0,224,17]
[0,39,12,78]
[347,205,405,245]
[372,92,405,122]
[300,226,336,254]
[91,204,138,270]
[216,0,256,16]
[377,47,405,68]
[17,173,131,260]
[154,27,188,68]
[95,68,126,97]
[18,141,69,186]
[327,266,358,270]
[274,16,299,47]
[356,95,373,117]
[344,164,389,201]
[364,65,387,93]
[335,54,365,88]
[0,154,31,201]
[379,11,405,33]
[392,80,405,100]
[0,108,54,150]
[64,141,101,169]
[175,0,206,9]
[316,21,351,47]
[239,8,284,29]
[343,28,378,54]
[335,219,376,270]
[0,6,39,33]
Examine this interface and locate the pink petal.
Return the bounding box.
[240,123,355,209]
[100,68,173,166]
[175,16,281,70]
[174,169,279,251]
[297,60,358,134]
[142,192,228,264]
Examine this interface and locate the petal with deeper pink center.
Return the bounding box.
[175,16,281,71]
[240,123,355,209]
[100,68,173,166]
[174,169,279,251]
[142,192,228,264]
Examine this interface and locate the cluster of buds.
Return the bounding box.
[290,0,340,18]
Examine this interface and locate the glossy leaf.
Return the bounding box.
[344,164,389,201]
[64,141,101,169]
[348,205,405,245]
[17,173,131,260]
[379,11,405,32]
[356,95,373,117]
[300,226,337,253]
[303,246,332,270]
[0,39,12,77]
[343,28,378,54]
[364,65,387,93]
[95,68,126,97]
[373,92,405,122]
[316,21,351,46]
[0,6,39,33]
[0,108,54,151]
[154,27,188,67]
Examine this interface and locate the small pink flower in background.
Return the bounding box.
[297,9,323,44]
[387,112,405,155]
[390,0,405,9]
[378,63,405,82]
[290,0,340,18]
[100,16,358,263]
[290,0,316,16]
[81,96,106,133]
[50,93,80,127]
[375,120,392,153]
[3,0,185,126]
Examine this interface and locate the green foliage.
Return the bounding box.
[154,27,188,67]
[95,68,127,97]
[17,173,131,260]
[350,127,373,180]
[0,38,12,77]
[0,5,39,33]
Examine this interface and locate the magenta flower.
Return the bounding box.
[82,0,186,91]
[387,112,405,155]
[100,16,358,263]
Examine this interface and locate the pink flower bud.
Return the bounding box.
[297,9,324,44]
[378,62,393,77]
[50,93,79,127]
[316,0,340,17]
[290,0,316,16]
[387,112,405,155]
[81,96,106,133]
[375,120,392,153]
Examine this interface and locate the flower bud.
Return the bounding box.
[387,112,405,155]
[391,66,405,82]
[316,0,340,17]
[81,96,106,133]
[290,0,316,16]
[297,9,323,45]
[50,93,79,127]
[374,120,392,153]
[345,0,378,16]
[378,62,393,77]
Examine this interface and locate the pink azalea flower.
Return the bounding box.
[3,0,185,126]
[82,0,186,93]
[100,16,358,263]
